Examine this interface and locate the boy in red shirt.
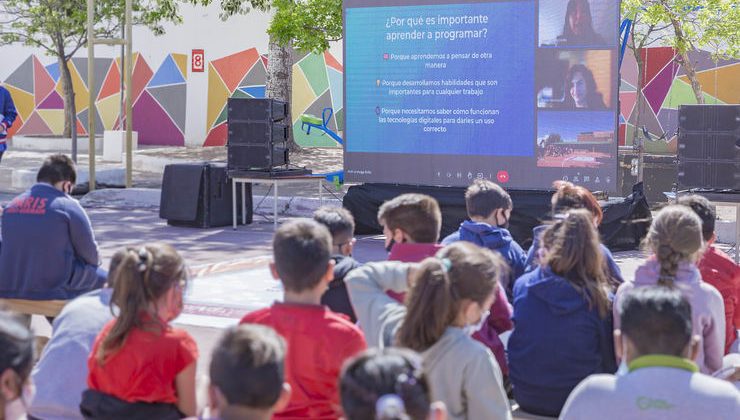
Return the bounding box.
[679,194,740,353]
[241,219,367,419]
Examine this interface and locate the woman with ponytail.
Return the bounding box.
[346,242,512,420]
[614,205,725,374]
[508,209,617,417]
[82,244,197,419]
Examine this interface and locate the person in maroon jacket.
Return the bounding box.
[679,194,740,353]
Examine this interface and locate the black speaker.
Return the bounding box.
[679,104,740,132]
[678,132,740,160]
[227,98,290,171]
[678,161,740,190]
[160,162,253,228]
[677,104,740,191]
[227,145,289,172]
[228,98,288,122]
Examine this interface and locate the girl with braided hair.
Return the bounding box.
[81,244,198,419]
[614,205,725,374]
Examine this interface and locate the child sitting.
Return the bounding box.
[346,242,512,419]
[678,194,740,353]
[561,287,740,419]
[82,244,197,419]
[0,310,34,420]
[442,179,527,292]
[207,324,291,420]
[615,205,725,374]
[378,193,444,263]
[314,206,361,322]
[525,181,623,285]
[440,179,521,379]
[241,219,367,419]
[339,348,447,420]
[508,209,617,417]
[30,248,128,419]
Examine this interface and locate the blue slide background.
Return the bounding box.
[346,1,535,156]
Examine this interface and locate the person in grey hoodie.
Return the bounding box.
[28,248,129,420]
[346,242,512,420]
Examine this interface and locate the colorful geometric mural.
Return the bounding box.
[619,47,739,154]
[204,48,344,148]
[2,53,188,146]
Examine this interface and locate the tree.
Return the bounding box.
[621,0,671,146]
[0,1,183,137]
[624,0,740,104]
[196,0,342,150]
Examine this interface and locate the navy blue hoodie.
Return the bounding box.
[508,266,617,417]
[442,220,527,292]
[524,224,623,284]
[0,85,18,147]
[0,183,104,300]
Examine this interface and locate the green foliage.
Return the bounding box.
[193,0,343,54]
[269,0,342,53]
[0,1,183,59]
[621,0,739,60]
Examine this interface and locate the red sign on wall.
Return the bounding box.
[192,49,204,72]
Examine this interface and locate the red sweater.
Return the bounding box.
[241,302,366,419]
[698,246,740,353]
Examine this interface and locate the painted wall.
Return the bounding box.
[0,3,344,148]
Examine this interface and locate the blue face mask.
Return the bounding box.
[385,238,396,253]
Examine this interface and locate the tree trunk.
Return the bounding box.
[59,56,77,138]
[265,36,299,152]
[664,10,705,104]
[676,51,705,104]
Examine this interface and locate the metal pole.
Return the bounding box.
[120,24,125,131]
[87,0,96,191]
[125,0,133,188]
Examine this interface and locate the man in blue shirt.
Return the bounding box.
[0,85,18,164]
[0,154,105,300]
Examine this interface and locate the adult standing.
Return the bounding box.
[0,84,18,164]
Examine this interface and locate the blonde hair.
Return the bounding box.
[644,205,704,286]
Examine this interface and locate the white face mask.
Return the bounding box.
[4,382,34,420]
[464,309,490,336]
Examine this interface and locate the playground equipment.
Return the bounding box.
[300,107,344,185]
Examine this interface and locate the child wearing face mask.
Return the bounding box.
[81,244,197,419]
[507,209,617,417]
[0,311,34,420]
[346,242,512,419]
